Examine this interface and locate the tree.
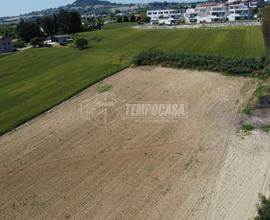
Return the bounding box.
[75,37,88,49]
[123,16,129,22]
[39,16,56,37]
[30,37,44,47]
[0,25,16,39]
[130,14,136,22]
[16,20,41,43]
[13,38,26,48]
[97,17,104,26]
[137,14,150,24]
[57,9,82,34]
[116,16,122,23]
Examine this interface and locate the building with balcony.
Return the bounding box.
[227,3,252,21]
[146,9,185,25]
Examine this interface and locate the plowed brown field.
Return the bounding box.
[1,67,270,220]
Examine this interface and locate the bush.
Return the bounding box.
[30,37,44,48]
[13,38,26,49]
[133,49,269,75]
[241,124,255,132]
[116,16,123,23]
[123,16,129,22]
[75,37,88,50]
[255,194,270,220]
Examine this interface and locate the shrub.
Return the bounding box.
[116,16,122,23]
[133,49,269,75]
[241,124,255,132]
[255,194,270,220]
[30,37,44,48]
[13,38,26,49]
[123,16,129,22]
[75,37,88,50]
[261,124,270,133]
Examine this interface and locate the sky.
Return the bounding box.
[0,0,74,17]
[0,0,192,17]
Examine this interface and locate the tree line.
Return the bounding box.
[114,14,150,24]
[15,9,83,43]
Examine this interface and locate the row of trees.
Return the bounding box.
[16,9,82,43]
[0,24,16,38]
[115,14,150,23]
[83,17,104,30]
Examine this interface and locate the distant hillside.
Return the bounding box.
[73,0,114,6]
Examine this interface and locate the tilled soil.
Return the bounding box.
[0,67,269,220]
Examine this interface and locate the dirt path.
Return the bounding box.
[0,67,269,220]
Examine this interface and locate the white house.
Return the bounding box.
[146,9,185,25]
[227,3,252,21]
[147,0,257,25]
[184,8,198,23]
[185,4,227,23]
[0,37,13,53]
[208,5,227,22]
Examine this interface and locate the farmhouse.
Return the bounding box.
[52,35,73,44]
[0,37,13,53]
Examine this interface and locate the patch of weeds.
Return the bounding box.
[261,124,270,133]
[255,194,270,220]
[241,124,255,132]
[254,85,270,98]
[243,105,254,116]
[97,84,112,93]
[243,83,270,115]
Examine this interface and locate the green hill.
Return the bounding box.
[0,24,266,135]
[73,0,113,6]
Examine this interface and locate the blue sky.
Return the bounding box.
[0,0,74,17]
[0,0,191,17]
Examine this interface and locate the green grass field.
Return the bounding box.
[0,24,266,135]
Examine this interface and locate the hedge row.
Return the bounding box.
[133,49,269,75]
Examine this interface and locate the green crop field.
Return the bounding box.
[0,24,266,135]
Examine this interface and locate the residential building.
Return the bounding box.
[147,9,185,25]
[184,8,198,23]
[227,3,252,21]
[197,4,227,23]
[146,0,258,25]
[208,5,227,22]
[0,37,13,53]
[185,4,227,23]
